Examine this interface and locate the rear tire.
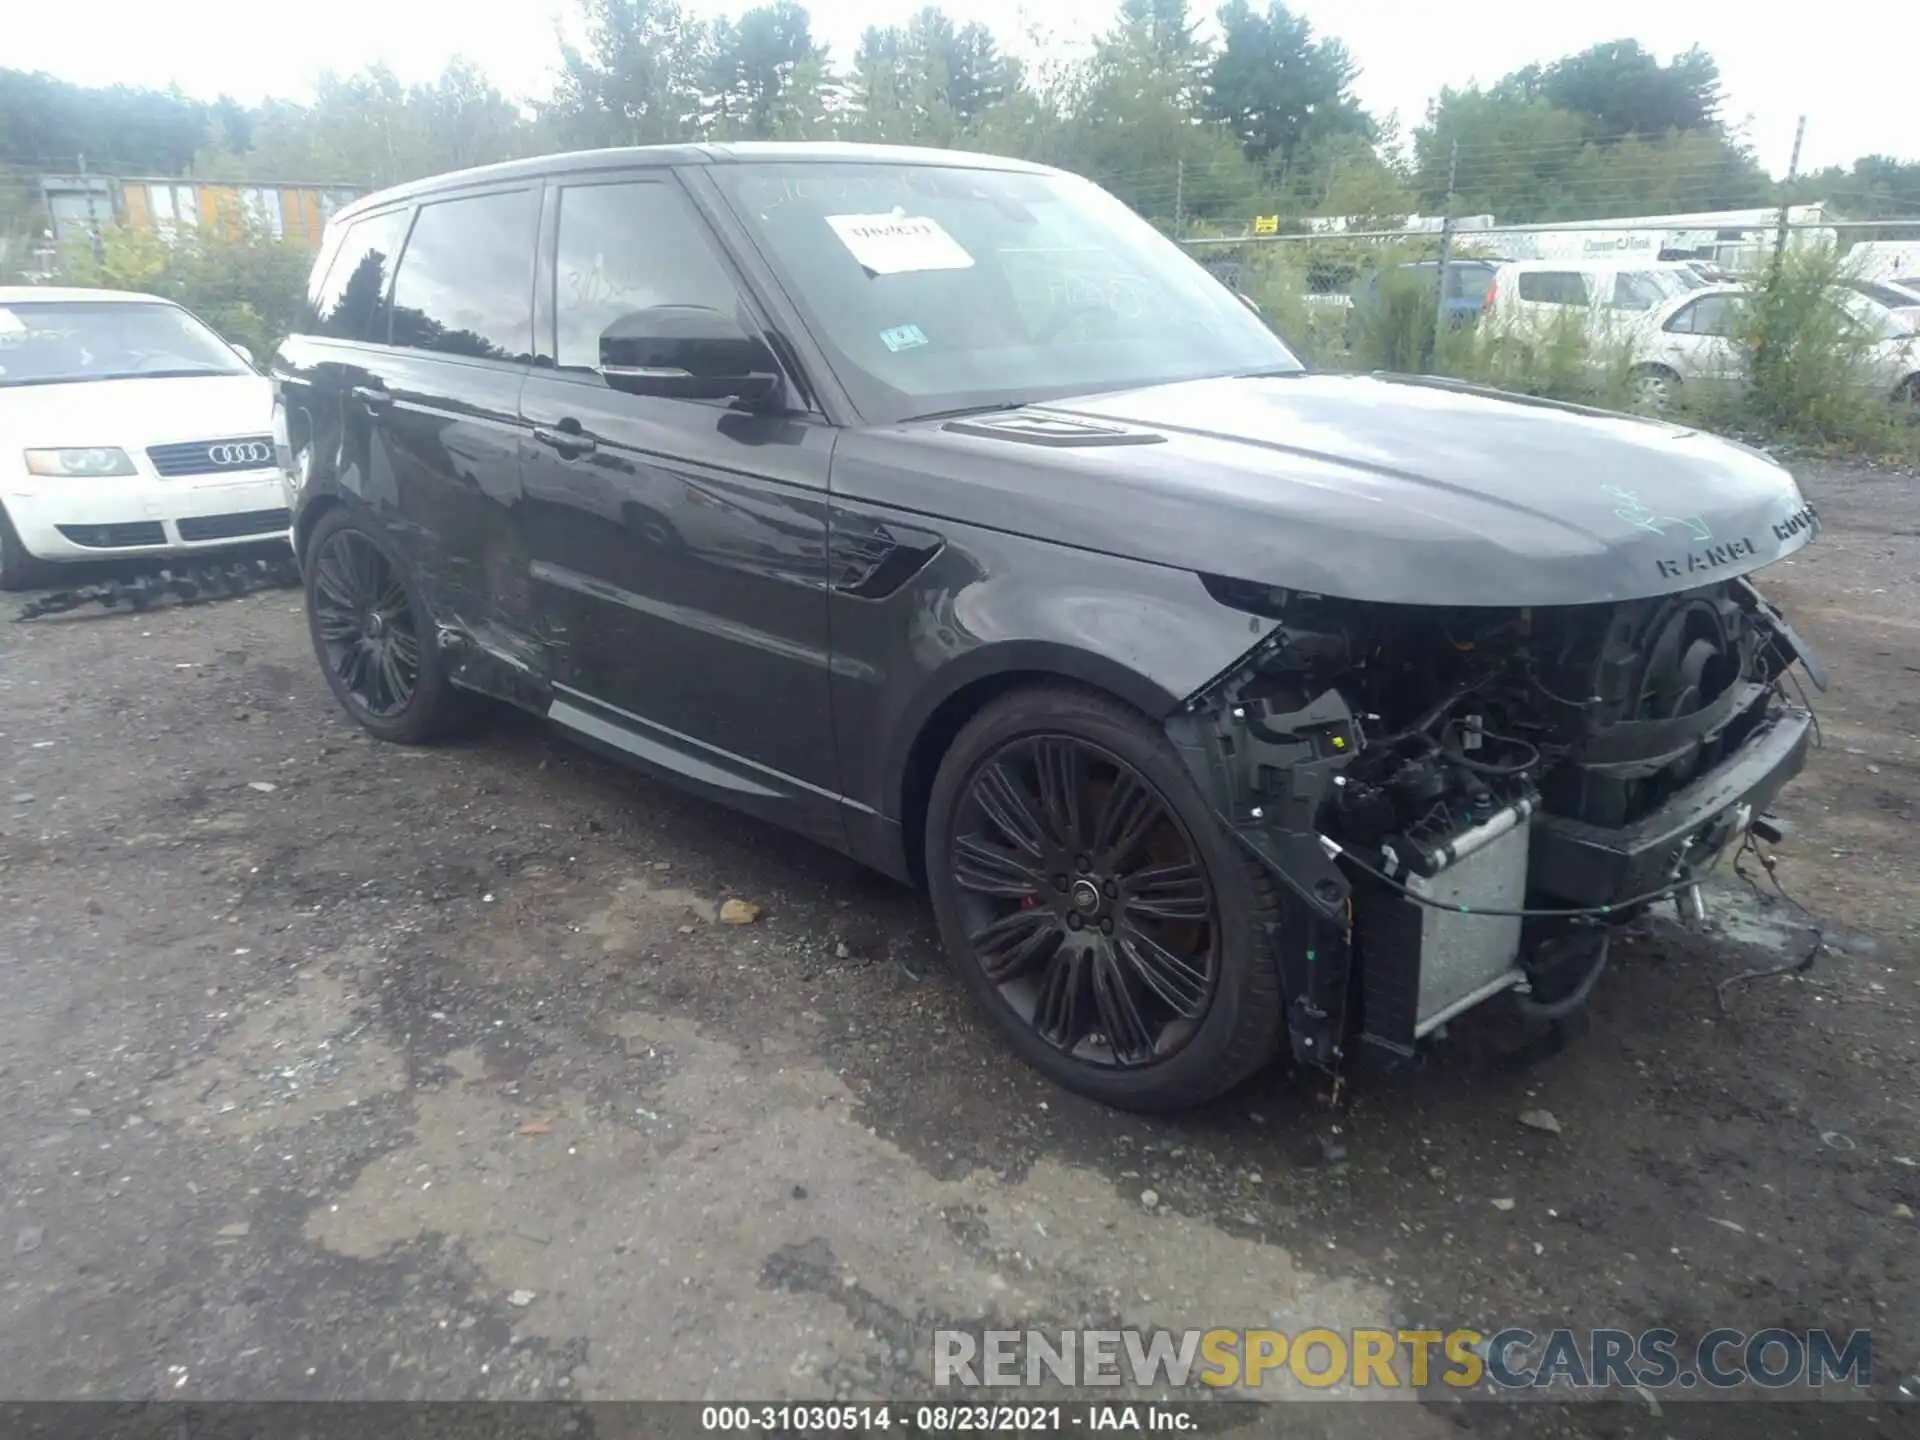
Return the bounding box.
[925,684,1286,1112]
[303,506,471,744]
[0,505,58,593]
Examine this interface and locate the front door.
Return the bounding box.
[516,172,842,845]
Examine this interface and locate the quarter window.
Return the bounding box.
[388,189,537,361]
[1612,272,1668,311]
[553,181,744,373]
[1447,265,1494,303]
[309,208,410,342]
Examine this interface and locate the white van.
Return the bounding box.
[1484,259,1710,342]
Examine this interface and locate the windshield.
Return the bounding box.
[1837,289,1917,339]
[0,300,248,388]
[712,162,1302,422]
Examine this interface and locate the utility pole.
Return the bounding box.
[1772,115,1807,263]
[78,152,104,265]
[1432,140,1460,359]
[1173,159,1185,238]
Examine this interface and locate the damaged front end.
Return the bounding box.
[1169,575,1822,1069]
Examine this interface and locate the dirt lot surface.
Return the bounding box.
[0,460,1914,1436]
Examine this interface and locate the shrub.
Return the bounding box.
[59,223,313,361]
[1347,265,1437,374]
[1732,246,1917,454]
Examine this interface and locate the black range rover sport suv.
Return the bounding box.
[273,142,1822,1111]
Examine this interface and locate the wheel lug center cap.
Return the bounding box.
[365,611,385,639]
[1069,879,1102,915]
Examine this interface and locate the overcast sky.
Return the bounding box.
[5,1,1903,175]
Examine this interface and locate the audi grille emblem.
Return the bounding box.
[208,442,273,467]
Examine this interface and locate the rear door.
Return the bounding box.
[1445,262,1494,323]
[375,183,540,633]
[516,169,842,844]
[1657,293,1746,394]
[280,205,412,545]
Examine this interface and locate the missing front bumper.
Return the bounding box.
[1529,706,1815,906]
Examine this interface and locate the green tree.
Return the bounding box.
[1788,156,1920,220]
[1106,0,1207,97]
[0,69,220,173]
[1201,1,1374,173]
[544,0,713,147]
[1516,41,1722,142]
[705,2,828,139]
[1416,58,1766,222]
[195,62,532,188]
[842,8,1017,146]
[1061,11,1264,228]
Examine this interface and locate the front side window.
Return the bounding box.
[310,208,411,342]
[552,180,745,373]
[710,161,1301,422]
[389,189,537,361]
[0,300,248,387]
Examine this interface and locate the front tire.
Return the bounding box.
[303,507,469,744]
[1631,364,1679,414]
[925,685,1286,1112]
[0,505,58,593]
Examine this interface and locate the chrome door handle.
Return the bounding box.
[533,425,597,456]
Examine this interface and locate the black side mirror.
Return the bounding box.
[598,305,781,406]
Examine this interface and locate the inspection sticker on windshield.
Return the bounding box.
[827,210,974,275]
[879,324,929,352]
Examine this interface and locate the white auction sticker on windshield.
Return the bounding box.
[826,210,974,275]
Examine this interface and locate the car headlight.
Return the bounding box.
[24,447,137,477]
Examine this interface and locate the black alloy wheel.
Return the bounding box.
[927,686,1284,1111]
[302,508,470,745]
[311,527,421,719]
[951,736,1219,1066]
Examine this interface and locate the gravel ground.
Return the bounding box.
[0,460,1914,1436]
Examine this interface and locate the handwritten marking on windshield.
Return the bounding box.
[1602,484,1713,541]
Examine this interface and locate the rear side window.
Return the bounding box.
[389,189,537,362]
[1447,265,1493,303]
[309,208,411,341]
[1667,295,1743,337]
[1516,272,1589,305]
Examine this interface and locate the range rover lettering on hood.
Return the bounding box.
[846,372,1819,608]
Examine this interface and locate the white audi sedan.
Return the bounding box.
[0,287,288,591]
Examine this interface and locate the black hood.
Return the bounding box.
[831,372,1818,607]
